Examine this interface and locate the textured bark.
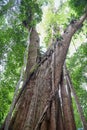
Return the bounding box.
[9,55,52,130]
[66,68,87,130]
[1,12,87,130]
[55,90,64,130]
[49,45,56,130]
[24,27,40,82]
[61,67,76,130]
[10,77,36,130]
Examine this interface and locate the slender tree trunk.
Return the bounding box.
[1,12,87,130]
[65,67,87,130]
[60,67,76,130]
[56,90,64,130]
[49,45,56,130]
[24,27,40,82]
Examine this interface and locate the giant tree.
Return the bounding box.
[0,0,87,130]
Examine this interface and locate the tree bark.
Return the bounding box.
[60,67,76,130]
[24,27,40,82]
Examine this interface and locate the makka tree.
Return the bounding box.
[0,0,87,130]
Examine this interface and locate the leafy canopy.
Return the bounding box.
[20,0,43,28]
[69,0,87,15]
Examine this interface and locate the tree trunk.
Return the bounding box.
[65,67,87,130]
[1,12,87,130]
[24,27,40,82]
[61,67,76,130]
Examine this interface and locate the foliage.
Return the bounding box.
[0,0,15,16]
[38,1,77,46]
[0,3,28,125]
[38,0,87,46]
[19,0,43,28]
[69,0,87,15]
[72,98,82,128]
[67,42,87,122]
[0,23,27,125]
[19,0,54,28]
